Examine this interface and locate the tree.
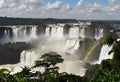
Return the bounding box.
[11,66,31,82]
[0,69,9,82]
[103,34,117,46]
[35,52,63,71]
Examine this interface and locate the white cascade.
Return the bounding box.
[29,26,37,39]
[18,38,86,76]
[79,27,85,38]
[12,26,38,42]
[20,50,39,67]
[3,29,11,42]
[69,27,79,39]
[46,27,51,37]
[65,39,80,54]
[92,45,113,64]
[12,26,26,42]
[56,26,64,38]
[0,23,107,76]
[95,28,103,40]
[47,26,64,39]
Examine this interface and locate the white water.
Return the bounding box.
[0,23,112,76]
[69,27,79,38]
[92,45,113,64]
[79,27,85,38]
[46,26,64,39]
[1,26,38,43]
[0,23,89,43]
[95,28,103,40]
[18,38,87,76]
[20,51,39,66]
[12,26,38,42]
[3,29,11,42]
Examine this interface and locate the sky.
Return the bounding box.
[0,0,120,20]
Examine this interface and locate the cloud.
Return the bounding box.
[19,4,27,10]
[87,2,103,13]
[0,0,7,8]
[0,0,120,20]
[20,0,42,5]
[108,0,116,5]
[77,0,83,8]
[64,3,71,11]
[0,0,19,9]
[45,1,61,11]
[60,3,71,12]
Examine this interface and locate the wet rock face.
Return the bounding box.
[0,42,32,65]
[86,42,103,62]
[76,38,96,60]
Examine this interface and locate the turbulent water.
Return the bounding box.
[0,22,113,76]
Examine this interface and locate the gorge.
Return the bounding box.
[0,21,117,76]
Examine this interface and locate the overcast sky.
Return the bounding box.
[0,0,120,20]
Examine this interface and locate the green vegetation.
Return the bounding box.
[35,52,63,70]
[91,35,120,82]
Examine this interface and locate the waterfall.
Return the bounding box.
[3,29,11,42]
[29,26,37,39]
[95,28,103,40]
[46,27,51,37]
[12,26,22,41]
[46,26,64,39]
[69,27,79,38]
[0,22,111,76]
[20,51,39,67]
[65,39,80,54]
[0,24,104,43]
[46,25,86,40]
[79,27,85,38]
[92,45,113,64]
[18,38,85,76]
[56,26,64,38]
[1,26,38,43]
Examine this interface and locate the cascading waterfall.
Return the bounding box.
[29,26,37,39]
[95,28,103,40]
[0,22,112,76]
[69,27,79,38]
[46,26,64,39]
[92,45,113,64]
[19,38,86,76]
[79,27,85,38]
[65,39,80,54]
[3,29,11,42]
[0,26,38,43]
[0,24,90,43]
[20,50,40,67]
